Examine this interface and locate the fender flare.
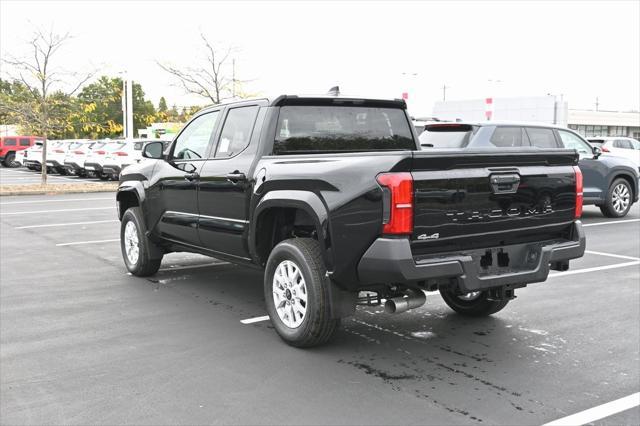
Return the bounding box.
[116,181,145,219]
[250,190,332,269]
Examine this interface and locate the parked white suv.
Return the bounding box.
[102,140,152,179]
[45,140,75,174]
[16,141,43,167]
[588,137,640,168]
[63,140,96,177]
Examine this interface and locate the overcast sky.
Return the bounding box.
[1,0,639,115]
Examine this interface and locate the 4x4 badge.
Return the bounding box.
[418,233,440,241]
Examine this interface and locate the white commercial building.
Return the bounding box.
[432,96,640,139]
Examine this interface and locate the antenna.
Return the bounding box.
[327,86,340,96]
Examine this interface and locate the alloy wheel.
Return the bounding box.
[272,260,308,329]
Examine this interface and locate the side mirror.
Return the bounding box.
[592,146,602,159]
[142,141,165,159]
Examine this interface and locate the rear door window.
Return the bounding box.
[215,106,259,158]
[614,139,633,149]
[419,124,477,148]
[525,128,559,148]
[489,127,525,147]
[274,106,414,154]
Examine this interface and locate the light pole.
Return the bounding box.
[119,70,134,139]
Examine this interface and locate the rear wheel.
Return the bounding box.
[264,238,340,347]
[439,288,509,316]
[120,207,163,276]
[600,178,632,218]
[3,152,19,168]
[99,173,110,181]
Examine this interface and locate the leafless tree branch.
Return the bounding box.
[157,34,249,105]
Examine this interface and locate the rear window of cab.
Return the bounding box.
[273,106,415,154]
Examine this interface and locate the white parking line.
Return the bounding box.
[240,315,270,324]
[583,219,640,227]
[1,207,114,215]
[549,261,640,278]
[15,220,119,229]
[56,238,120,247]
[543,392,639,426]
[585,250,640,261]
[1,197,112,205]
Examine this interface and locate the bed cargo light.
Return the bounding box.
[376,172,414,235]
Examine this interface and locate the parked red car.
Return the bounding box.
[0,136,44,167]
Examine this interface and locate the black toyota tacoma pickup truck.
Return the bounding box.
[117,95,585,347]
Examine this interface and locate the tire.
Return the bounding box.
[600,178,633,218]
[3,152,19,168]
[264,238,340,347]
[99,173,110,181]
[120,207,163,276]
[439,288,509,317]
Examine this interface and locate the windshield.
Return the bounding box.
[274,106,415,154]
[419,124,478,148]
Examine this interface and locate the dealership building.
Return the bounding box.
[431,96,640,140]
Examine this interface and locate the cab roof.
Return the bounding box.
[198,95,408,112]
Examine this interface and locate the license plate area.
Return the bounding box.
[472,243,543,276]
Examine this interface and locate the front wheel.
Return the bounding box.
[120,207,163,276]
[439,288,509,317]
[264,238,340,347]
[600,178,632,218]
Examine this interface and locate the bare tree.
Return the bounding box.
[157,33,251,105]
[1,29,95,184]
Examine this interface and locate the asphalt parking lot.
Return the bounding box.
[1,192,638,425]
[0,167,113,186]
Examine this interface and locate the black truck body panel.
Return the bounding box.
[118,96,585,294]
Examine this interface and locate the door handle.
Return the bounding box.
[226,172,246,182]
[184,172,200,181]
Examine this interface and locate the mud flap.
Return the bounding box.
[327,277,357,319]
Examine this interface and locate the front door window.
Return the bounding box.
[173,111,219,160]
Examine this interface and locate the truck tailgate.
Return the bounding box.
[411,149,579,255]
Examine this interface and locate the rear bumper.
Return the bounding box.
[357,221,586,292]
[84,162,103,173]
[46,160,64,168]
[102,164,122,175]
[64,161,83,171]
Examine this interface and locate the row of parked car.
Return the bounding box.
[9,138,168,179]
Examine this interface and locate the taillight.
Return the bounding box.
[601,147,610,152]
[574,166,583,219]
[74,150,85,155]
[113,151,128,156]
[96,150,106,155]
[376,172,414,235]
[54,149,64,153]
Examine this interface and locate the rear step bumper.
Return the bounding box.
[357,221,585,292]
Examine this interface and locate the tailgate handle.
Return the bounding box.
[490,173,520,194]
